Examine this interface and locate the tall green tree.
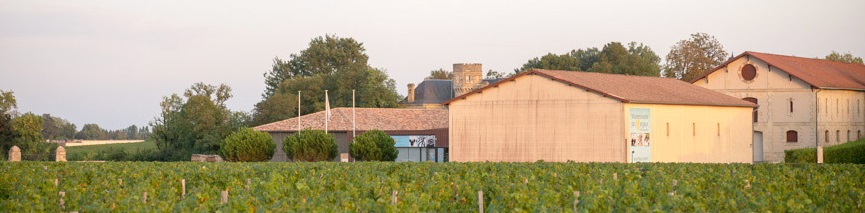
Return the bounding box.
[253,35,400,126]
[824,51,864,64]
[663,32,729,81]
[75,123,107,140]
[41,114,76,140]
[426,68,454,80]
[486,69,506,79]
[150,83,237,160]
[0,90,18,158]
[12,112,55,160]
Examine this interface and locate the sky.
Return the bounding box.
[1,0,864,130]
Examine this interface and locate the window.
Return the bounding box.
[717,123,720,136]
[786,131,798,142]
[837,99,839,114]
[741,64,757,81]
[847,99,850,114]
[789,99,794,113]
[847,130,851,142]
[692,123,696,136]
[666,123,669,136]
[465,76,470,83]
[836,130,840,142]
[825,130,830,143]
[743,98,758,122]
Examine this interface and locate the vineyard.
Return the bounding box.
[1,162,863,212]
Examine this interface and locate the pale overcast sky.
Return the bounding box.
[1,0,864,130]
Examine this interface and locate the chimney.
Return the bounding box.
[407,83,415,103]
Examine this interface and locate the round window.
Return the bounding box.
[741,64,757,81]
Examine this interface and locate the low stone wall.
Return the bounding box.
[191,154,223,162]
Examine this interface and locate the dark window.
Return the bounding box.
[790,100,794,113]
[786,131,798,142]
[847,130,851,142]
[743,97,758,122]
[825,130,830,143]
[836,130,840,142]
[741,64,757,81]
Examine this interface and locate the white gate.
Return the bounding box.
[753,131,763,162]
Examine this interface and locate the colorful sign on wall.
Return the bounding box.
[392,135,437,147]
[629,108,651,162]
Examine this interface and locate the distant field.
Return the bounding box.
[65,140,157,161]
[65,140,145,146]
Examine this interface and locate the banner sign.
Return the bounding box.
[392,135,436,147]
[629,108,651,162]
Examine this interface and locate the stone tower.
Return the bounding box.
[452,63,482,96]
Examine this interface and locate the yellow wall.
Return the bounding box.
[449,74,626,162]
[624,104,753,163]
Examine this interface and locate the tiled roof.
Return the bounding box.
[445,69,757,108]
[253,108,448,132]
[693,51,865,90]
[407,80,454,104]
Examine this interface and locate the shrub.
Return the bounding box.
[283,129,337,162]
[785,139,865,164]
[220,128,275,162]
[350,129,398,161]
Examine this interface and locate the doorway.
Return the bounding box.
[753,131,763,162]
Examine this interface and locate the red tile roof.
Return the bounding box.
[253,108,448,132]
[445,69,757,108]
[693,51,865,90]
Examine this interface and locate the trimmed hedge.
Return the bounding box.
[283,129,337,162]
[349,129,398,161]
[785,139,865,164]
[220,128,275,162]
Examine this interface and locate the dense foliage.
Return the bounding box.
[149,83,248,161]
[785,139,865,164]
[283,129,338,162]
[515,42,661,77]
[663,32,729,81]
[66,140,160,161]
[1,162,863,212]
[252,35,400,126]
[220,128,275,162]
[349,130,398,161]
[824,51,864,64]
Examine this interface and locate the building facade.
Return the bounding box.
[445,69,756,163]
[253,108,449,162]
[692,51,865,162]
[403,63,503,109]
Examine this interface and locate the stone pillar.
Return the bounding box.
[407,83,416,103]
[8,146,21,162]
[55,146,67,162]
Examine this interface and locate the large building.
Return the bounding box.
[445,69,757,163]
[403,63,504,109]
[253,108,449,162]
[692,51,865,162]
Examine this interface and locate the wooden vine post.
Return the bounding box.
[181,179,186,199]
[573,191,581,212]
[392,190,398,205]
[478,190,484,213]
[221,190,228,204]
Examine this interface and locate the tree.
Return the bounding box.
[12,112,55,160]
[515,42,660,77]
[220,127,275,162]
[0,90,15,115]
[76,123,107,140]
[427,68,454,80]
[825,51,864,64]
[41,114,76,140]
[149,83,237,161]
[486,69,506,79]
[0,90,18,159]
[283,129,338,162]
[349,129,398,161]
[663,32,729,81]
[253,35,400,125]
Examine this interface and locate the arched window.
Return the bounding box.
[836,130,840,142]
[786,130,798,142]
[847,130,851,142]
[825,130,830,143]
[743,97,758,122]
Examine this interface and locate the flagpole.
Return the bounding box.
[325,90,329,134]
[297,90,301,131]
[352,89,356,140]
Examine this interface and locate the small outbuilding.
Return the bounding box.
[444,69,757,163]
[254,108,449,162]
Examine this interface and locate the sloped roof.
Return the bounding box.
[693,51,865,90]
[445,69,757,108]
[253,108,448,132]
[409,79,454,104]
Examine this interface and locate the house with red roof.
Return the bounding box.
[445,69,756,163]
[692,51,865,162]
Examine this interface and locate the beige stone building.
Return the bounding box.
[445,69,756,163]
[403,63,504,109]
[692,51,865,162]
